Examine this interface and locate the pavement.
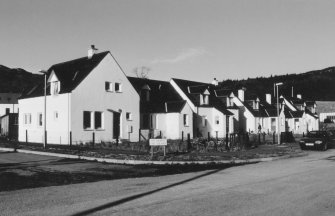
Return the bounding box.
[1,149,335,216]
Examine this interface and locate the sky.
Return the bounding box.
[1,0,335,83]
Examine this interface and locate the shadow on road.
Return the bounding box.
[71,168,225,216]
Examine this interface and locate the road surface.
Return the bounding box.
[1,149,335,216]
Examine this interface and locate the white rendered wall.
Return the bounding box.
[70,54,140,143]
[18,94,70,144]
[177,104,193,139]
[196,107,227,138]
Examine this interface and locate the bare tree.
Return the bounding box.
[133,66,150,79]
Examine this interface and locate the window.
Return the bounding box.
[150,114,157,129]
[271,118,276,131]
[126,112,132,121]
[51,81,60,95]
[83,111,92,129]
[5,108,10,114]
[183,114,189,126]
[105,82,113,92]
[202,116,207,127]
[115,82,122,92]
[294,119,299,130]
[94,112,104,129]
[54,111,59,120]
[24,113,32,125]
[38,113,43,126]
[203,95,209,105]
[215,115,220,125]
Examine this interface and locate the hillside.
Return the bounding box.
[219,67,335,101]
[0,65,42,93]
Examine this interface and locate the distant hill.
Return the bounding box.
[0,65,42,93]
[219,66,335,101]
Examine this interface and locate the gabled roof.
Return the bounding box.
[171,78,233,115]
[20,51,110,99]
[305,107,318,119]
[128,77,186,113]
[284,109,304,118]
[305,101,316,106]
[214,89,234,97]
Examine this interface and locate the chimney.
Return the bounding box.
[297,94,302,99]
[165,102,168,112]
[238,88,245,102]
[211,78,218,86]
[88,45,98,59]
[266,93,271,104]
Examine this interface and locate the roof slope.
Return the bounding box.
[20,51,109,99]
[128,77,186,113]
[171,78,233,115]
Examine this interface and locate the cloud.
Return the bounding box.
[151,48,207,64]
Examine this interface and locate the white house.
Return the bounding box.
[128,77,193,139]
[281,94,319,134]
[18,47,140,144]
[170,78,234,138]
[233,91,286,134]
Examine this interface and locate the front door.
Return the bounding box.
[113,112,121,139]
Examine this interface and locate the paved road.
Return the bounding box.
[1,150,335,216]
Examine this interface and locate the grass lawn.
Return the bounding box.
[0,152,241,192]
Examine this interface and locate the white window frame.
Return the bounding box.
[183,114,189,126]
[37,113,43,127]
[24,113,32,125]
[203,95,209,105]
[126,112,132,121]
[83,111,94,130]
[94,111,104,130]
[54,111,59,121]
[215,115,220,125]
[51,81,60,95]
[115,82,122,93]
[202,116,207,127]
[105,82,113,92]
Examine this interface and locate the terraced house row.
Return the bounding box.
[1,47,320,144]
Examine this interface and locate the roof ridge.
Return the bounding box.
[49,51,110,69]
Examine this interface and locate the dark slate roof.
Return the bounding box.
[305,101,316,106]
[305,107,318,119]
[214,89,234,97]
[20,51,110,99]
[127,77,186,113]
[171,78,233,115]
[284,109,304,118]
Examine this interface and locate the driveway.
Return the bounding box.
[1,150,335,216]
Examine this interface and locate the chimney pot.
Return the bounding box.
[88,45,98,59]
[212,78,218,86]
[238,88,245,102]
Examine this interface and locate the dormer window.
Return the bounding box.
[200,94,209,105]
[203,95,209,105]
[48,71,60,95]
[51,81,60,95]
